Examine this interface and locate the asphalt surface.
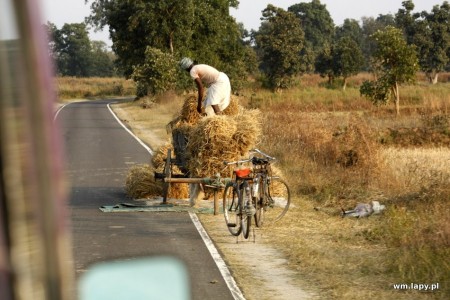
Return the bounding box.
[57,99,235,300]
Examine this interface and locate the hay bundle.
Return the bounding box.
[187,116,239,177]
[231,109,262,155]
[151,141,173,172]
[186,110,262,178]
[126,93,249,201]
[179,95,201,125]
[167,182,189,199]
[174,93,241,125]
[222,95,240,116]
[125,164,162,199]
[125,163,189,199]
[151,140,186,175]
[150,143,189,198]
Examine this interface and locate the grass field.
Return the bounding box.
[59,74,449,299]
[56,77,135,99]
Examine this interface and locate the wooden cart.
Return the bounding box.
[154,130,189,203]
[154,131,231,214]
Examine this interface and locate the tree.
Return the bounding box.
[46,22,116,77]
[90,41,116,77]
[333,37,364,90]
[360,26,419,115]
[361,14,396,70]
[288,0,335,60]
[414,2,450,83]
[336,19,363,47]
[131,47,177,96]
[51,23,93,76]
[395,1,450,84]
[315,37,364,90]
[253,5,306,90]
[86,0,195,77]
[315,45,335,84]
[86,0,248,94]
[395,0,417,44]
[316,20,364,89]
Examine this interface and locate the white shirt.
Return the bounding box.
[189,64,220,85]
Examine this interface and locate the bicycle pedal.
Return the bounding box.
[227,223,237,227]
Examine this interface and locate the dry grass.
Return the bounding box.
[259,98,449,298]
[91,74,450,298]
[56,77,135,99]
[381,147,450,190]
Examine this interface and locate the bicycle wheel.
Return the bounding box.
[264,177,291,224]
[223,183,242,236]
[240,181,252,239]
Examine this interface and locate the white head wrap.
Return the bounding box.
[180,57,193,69]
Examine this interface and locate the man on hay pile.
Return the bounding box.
[179,57,232,206]
[179,57,231,116]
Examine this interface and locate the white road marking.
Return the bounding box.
[189,212,246,300]
[107,102,154,155]
[108,101,245,299]
[54,102,69,121]
[59,100,244,299]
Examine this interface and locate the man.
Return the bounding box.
[180,57,231,116]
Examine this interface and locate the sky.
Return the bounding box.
[40,0,446,46]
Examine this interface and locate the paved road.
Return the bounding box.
[57,100,236,300]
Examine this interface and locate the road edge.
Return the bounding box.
[106,100,245,300]
[189,212,246,300]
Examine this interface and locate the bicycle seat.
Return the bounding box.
[252,157,269,165]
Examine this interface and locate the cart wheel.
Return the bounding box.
[162,149,172,204]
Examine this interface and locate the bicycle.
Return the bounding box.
[222,149,291,239]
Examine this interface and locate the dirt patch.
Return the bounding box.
[199,212,317,300]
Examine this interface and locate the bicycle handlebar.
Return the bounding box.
[223,148,276,166]
[250,148,276,160]
[223,158,252,166]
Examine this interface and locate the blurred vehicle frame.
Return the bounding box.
[1,1,191,300]
[0,0,74,299]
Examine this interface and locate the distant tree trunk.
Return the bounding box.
[392,82,400,116]
[169,32,174,54]
[328,73,334,85]
[426,71,439,84]
[432,73,439,84]
[342,77,347,91]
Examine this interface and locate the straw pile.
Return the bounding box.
[223,95,240,116]
[125,162,189,199]
[151,141,173,172]
[167,179,189,199]
[126,92,263,200]
[186,109,262,178]
[125,164,162,199]
[179,95,201,125]
[150,142,189,199]
[168,94,241,129]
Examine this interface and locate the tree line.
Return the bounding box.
[75,0,449,108]
[46,22,117,77]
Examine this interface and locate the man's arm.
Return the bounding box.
[194,78,204,113]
